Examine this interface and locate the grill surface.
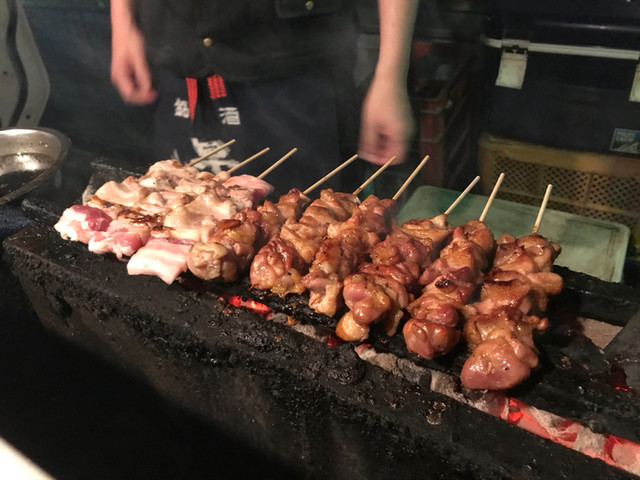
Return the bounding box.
[4,211,640,478]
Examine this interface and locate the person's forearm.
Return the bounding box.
[110,0,136,36]
[375,0,419,82]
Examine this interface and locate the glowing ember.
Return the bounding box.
[222,294,272,316]
[502,396,639,472]
[610,366,630,392]
[604,435,640,470]
[321,331,344,347]
[356,343,640,476]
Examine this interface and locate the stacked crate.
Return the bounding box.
[477,10,640,257]
[478,134,640,254]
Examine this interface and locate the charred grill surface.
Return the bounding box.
[554,265,640,325]
[4,222,639,480]
[5,157,640,479]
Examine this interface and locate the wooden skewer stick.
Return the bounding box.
[227,147,270,174]
[479,172,505,222]
[186,139,236,167]
[443,175,480,216]
[392,155,430,201]
[532,184,553,234]
[352,156,397,195]
[303,154,359,195]
[257,148,297,179]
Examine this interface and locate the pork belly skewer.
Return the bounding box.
[57,146,278,253]
[460,185,564,391]
[68,148,288,284]
[186,154,359,283]
[158,149,298,243]
[302,155,431,317]
[403,174,504,359]
[335,176,481,343]
[89,142,271,220]
[249,156,396,297]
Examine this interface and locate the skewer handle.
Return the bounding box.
[444,175,480,216]
[478,172,505,222]
[227,147,270,174]
[186,139,236,167]
[392,155,430,201]
[303,154,359,195]
[352,156,396,195]
[532,184,553,234]
[257,148,297,179]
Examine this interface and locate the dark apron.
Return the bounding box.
[152,67,361,197]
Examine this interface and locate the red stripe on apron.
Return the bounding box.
[185,77,198,121]
[207,74,227,99]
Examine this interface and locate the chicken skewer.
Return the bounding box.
[402,174,505,359]
[335,176,481,343]
[460,185,563,391]
[302,155,431,317]
[250,156,397,296]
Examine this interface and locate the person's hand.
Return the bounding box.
[358,75,415,165]
[110,15,157,104]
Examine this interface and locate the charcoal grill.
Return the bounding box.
[3,159,640,480]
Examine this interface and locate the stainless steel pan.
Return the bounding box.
[0,127,70,204]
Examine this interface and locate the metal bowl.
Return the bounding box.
[0,127,71,205]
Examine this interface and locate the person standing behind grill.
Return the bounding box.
[109,0,418,195]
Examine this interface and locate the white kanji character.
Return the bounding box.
[219,107,241,125]
[173,98,190,119]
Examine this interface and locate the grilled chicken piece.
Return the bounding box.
[493,233,561,274]
[250,235,307,295]
[335,311,370,343]
[461,336,539,391]
[189,189,310,283]
[334,214,452,343]
[342,273,409,327]
[187,212,260,281]
[464,268,563,318]
[403,319,461,360]
[369,229,434,269]
[404,273,476,358]
[358,262,420,292]
[303,196,397,316]
[403,220,495,359]
[400,214,451,250]
[419,225,491,286]
[460,232,562,391]
[463,306,548,351]
[250,189,359,296]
